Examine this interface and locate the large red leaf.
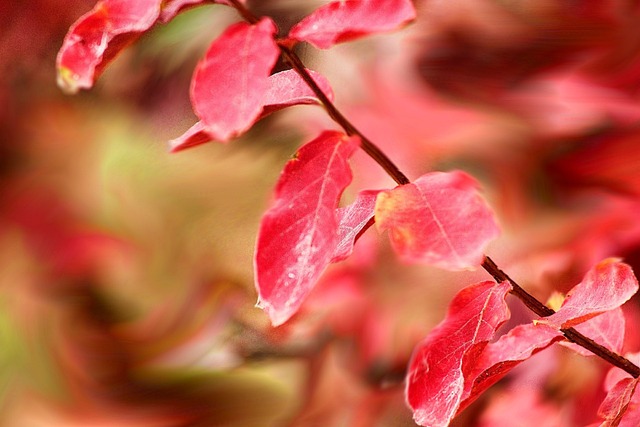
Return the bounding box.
[332,190,379,262]
[406,280,512,427]
[56,0,163,94]
[254,131,360,326]
[374,171,500,270]
[170,68,334,151]
[288,0,416,49]
[539,259,639,329]
[190,18,279,142]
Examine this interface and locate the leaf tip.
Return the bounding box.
[56,66,87,95]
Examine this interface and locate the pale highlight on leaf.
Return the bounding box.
[598,377,640,427]
[254,131,360,326]
[56,0,163,94]
[540,259,639,329]
[288,0,416,49]
[159,0,239,23]
[191,18,279,142]
[332,190,379,262]
[170,68,334,151]
[406,280,512,427]
[375,171,500,270]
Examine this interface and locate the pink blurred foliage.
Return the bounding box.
[4,0,640,426]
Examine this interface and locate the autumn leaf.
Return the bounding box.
[56,0,163,94]
[598,377,640,427]
[406,280,512,427]
[288,0,416,49]
[190,18,279,142]
[375,171,500,270]
[159,0,238,23]
[170,68,334,151]
[254,131,360,326]
[560,308,626,357]
[539,259,639,329]
[332,190,379,262]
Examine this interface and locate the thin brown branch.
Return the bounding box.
[482,256,640,378]
[228,0,410,186]
[228,0,640,380]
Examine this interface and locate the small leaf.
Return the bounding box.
[540,259,639,329]
[56,0,163,94]
[332,190,379,262]
[288,0,416,49]
[375,171,500,270]
[171,68,334,152]
[191,18,279,142]
[254,131,360,326]
[159,0,238,23]
[406,280,512,427]
[262,69,334,115]
[598,377,640,427]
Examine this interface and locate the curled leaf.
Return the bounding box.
[171,68,334,152]
[332,190,379,262]
[288,0,416,49]
[56,0,163,94]
[540,259,639,329]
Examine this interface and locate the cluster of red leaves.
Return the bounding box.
[57,1,640,426]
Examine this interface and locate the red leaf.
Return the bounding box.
[461,322,562,412]
[261,69,334,115]
[159,0,238,23]
[191,18,279,142]
[406,280,512,427]
[170,68,334,152]
[560,308,626,357]
[332,190,379,262]
[374,171,500,270]
[56,0,163,94]
[598,377,640,427]
[539,259,638,329]
[254,131,360,326]
[168,121,211,153]
[288,0,416,49]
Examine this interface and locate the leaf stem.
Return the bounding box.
[228,0,640,380]
[228,0,410,186]
[482,256,640,378]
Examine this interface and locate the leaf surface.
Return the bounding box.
[56,0,163,94]
[375,171,499,270]
[172,69,334,151]
[191,18,279,142]
[332,190,379,262]
[560,308,626,356]
[406,280,512,427]
[598,377,640,427]
[159,0,239,22]
[288,0,416,49]
[254,131,359,326]
[540,259,638,329]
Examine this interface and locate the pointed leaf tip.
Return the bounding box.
[254,131,360,326]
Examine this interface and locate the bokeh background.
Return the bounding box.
[3,1,640,426]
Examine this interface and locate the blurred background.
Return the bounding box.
[3,1,640,426]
